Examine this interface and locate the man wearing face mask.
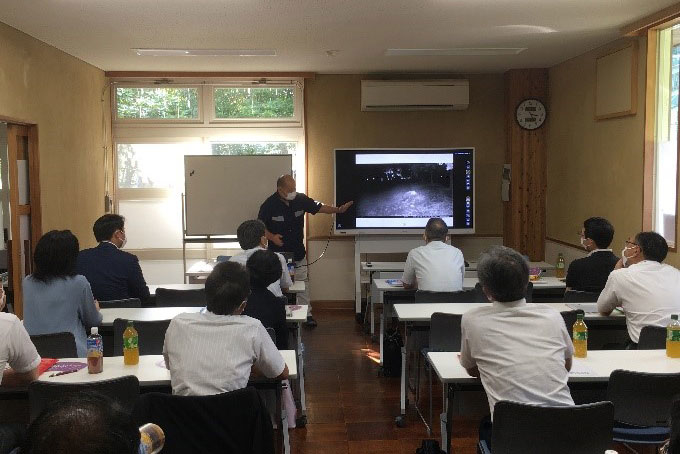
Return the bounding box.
[597,231,680,347]
[565,217,618,292]
[76,214,150,302]
[258,175,353,327]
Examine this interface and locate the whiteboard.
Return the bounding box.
[184,155,292,236]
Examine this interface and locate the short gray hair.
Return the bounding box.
[477,246,529,302]
[425,218,448,242]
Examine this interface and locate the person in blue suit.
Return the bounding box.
[76,214,150,302]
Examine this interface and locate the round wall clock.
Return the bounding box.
[516,98,547,130]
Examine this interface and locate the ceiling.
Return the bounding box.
[0,0,676,73]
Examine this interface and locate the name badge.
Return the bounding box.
[272,216,285,222]
[294,210,304,217]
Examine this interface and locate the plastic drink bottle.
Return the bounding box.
[138,423,165,454]
[556,253,566,279]
[667,314,680,358]
[287,259,295,282]
[87,327,103,374]
[573,313,588,358]
[123,320,140,365]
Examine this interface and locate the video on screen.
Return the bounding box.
[334,149,474,233]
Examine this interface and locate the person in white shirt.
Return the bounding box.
[597,231,680,346]
[163,261,288,396]
[460,246,574,445]
[0,287,40,387]
[229,219,292,298]
[401,218,465,292]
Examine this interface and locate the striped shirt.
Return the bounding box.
[163,311,286,396]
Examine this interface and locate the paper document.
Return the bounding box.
[386,279,403,287]
[566,303,599,313]
[569,360,597,377]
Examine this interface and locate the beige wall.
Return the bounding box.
[0,22,109,248]
[305,74,505,238]
[547,37,654,262]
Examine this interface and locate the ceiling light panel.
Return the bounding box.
[133,49,277,57]
[385,48,527,56]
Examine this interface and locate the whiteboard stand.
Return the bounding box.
[354,235,423,314]
[181,193,233,284]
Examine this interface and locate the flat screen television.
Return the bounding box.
[334,148,475,235]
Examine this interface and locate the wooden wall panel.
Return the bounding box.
[503,69,549,260]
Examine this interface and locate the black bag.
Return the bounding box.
[382,328,402,377]
[415,439,445,454]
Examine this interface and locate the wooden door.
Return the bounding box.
[6,124,41,318]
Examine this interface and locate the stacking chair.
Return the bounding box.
[607,370,680,449]
[99,298,142,308]
[414,289,476,304]
[29,332,77,358]
[155,288,206,307]
[563,290,601,303]
[112,318,171,356]
[638,326,667,350]
[478,400,614,454]
[29,376,140,421]
[132,387,275,454]
[413,312,462,434]
[560,309,585,339]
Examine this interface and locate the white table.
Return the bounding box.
[371,277,568,365]
[392,302,625,426]
[149,281,305,295]
[428,349,680,454]
[99,305,309,424]
[361,260,555,273]
[40,353,297,454]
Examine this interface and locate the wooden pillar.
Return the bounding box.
[503,69,548,260]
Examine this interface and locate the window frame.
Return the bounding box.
[113,83,205,124]
[208,82,302,125]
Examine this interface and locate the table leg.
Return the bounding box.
[370,300,375,336]
[444,384,454,454]
[297,322,307,420]
[379,307,384,366]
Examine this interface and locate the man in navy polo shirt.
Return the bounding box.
[258,174,353,327]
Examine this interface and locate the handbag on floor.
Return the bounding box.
[382,328,402,377]
[415,439,445,454]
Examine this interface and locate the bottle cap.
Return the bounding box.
[576,313,584,320]
[673,314,678,321]
[127,320,135,326]
[91,327,98,335]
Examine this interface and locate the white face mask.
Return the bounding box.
[285,191,297,201]
[621,246,634,266]
[580,237,588,249]
[120,235,127,249]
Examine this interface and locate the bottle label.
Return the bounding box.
[124,335,139,350]
[573,331,587,341]
[668,329,680,342]
[87,337,103,353]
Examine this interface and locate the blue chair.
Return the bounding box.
[607,369,680,448]
[478,400,614,454]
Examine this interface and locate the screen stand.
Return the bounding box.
[354,235,424,314]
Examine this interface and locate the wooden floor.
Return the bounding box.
[290,307,478,454]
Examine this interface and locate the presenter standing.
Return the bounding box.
[258,175,353,327]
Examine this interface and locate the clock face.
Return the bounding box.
[516,99,546,130]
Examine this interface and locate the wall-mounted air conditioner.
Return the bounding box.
[361,79,469,111]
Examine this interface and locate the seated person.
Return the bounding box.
[23,231,102,357]
[566,217,618,292]
[245,250,289,350]
[76,214,150,302]
[597,231,680,346]
[230,219,292,297]
[163,261,288,396]
[401,218,465,291]
[460,246,574,443]
[20,392,140,454]
[0,286,40,387]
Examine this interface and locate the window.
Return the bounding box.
[213,87,295,119]
[115,86,200,120]
[653,25,680,247]
[112,79,305,261]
